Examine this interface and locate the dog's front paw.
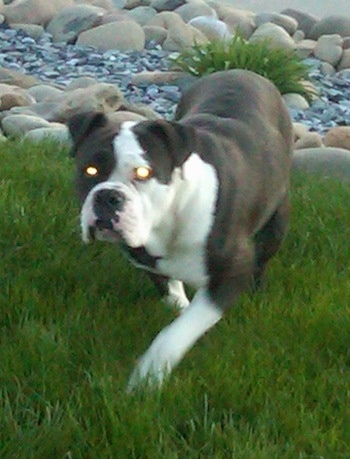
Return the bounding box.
[127,328,179,392]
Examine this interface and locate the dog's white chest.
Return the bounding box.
[157,246,208,288]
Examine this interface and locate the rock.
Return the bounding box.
[293,122,309,141]
[147,11,207,51]
[174,2,216,23]
[10,23,44,39]
[143,25,167,45]
[281,8,319,37]
[293,29,305,43]
[309,15,350,40]
[111,0,127,7]
[76,0,115,9]
[76,20,146,52]
[1,114,51,137]
[100,10,131,24]
[1,0,74,26]
[294,131,323,149]
[124,0,151,8]
[314,34,343,67]
[131,70,189,85]
[127,6,157,25]
[0,68,41,89]
[27,84,63,102]
[108,110,146,123]
[337,49,350,71]
[324,126,350,150]
[189,16,232,41]
[118,101,161,120]
[46,4,106,43]
[150,0,185,12]
[283,93,310,110]
[146,10,184,28]
[292,147,350,182]
[249,22,296,50]
[23,124,72,144]
[48,82,124,122]
[295,39,316,59]
[213,5,255,39]
[162,21,207,51]
[255,12,298,35]
[0,83,35,110]
[65,76,99,90]
[319,62,337,76]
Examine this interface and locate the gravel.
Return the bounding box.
[1,25,350,131]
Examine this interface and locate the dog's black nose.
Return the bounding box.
[93,189,125,223]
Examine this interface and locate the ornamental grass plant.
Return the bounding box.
[170,34,315,102]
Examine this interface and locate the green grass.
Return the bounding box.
[170,35,315,103]
[1,140,349,458]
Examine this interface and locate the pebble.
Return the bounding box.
[1,24,350,131]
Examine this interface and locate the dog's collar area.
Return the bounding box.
[122,244,162,269]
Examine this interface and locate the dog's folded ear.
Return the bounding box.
[133,119,196,168]
[67,111,108,157]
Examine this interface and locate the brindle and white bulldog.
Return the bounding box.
[67,69,293,390]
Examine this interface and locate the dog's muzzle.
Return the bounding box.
[89,188,126,240]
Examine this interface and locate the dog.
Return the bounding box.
[67,69,293,390]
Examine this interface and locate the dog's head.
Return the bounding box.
[68,112,196,248]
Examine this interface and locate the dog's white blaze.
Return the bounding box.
[127,288,222,390]
[111,121,149,183]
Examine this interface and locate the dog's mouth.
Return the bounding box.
[89,216,121,242]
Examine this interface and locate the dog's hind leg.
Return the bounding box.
[253,194,290,289]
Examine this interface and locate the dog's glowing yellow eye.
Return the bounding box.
[85,166,99,177]
[134,166,153,181]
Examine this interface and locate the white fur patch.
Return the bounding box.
[111,121,149,184]
[164,280,189,310]
[127,288,222,390]
[153,153,218,287]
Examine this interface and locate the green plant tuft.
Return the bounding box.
[170,34,315,103]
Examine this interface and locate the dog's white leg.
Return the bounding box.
[163,280,190,311]
[127,288,222,391]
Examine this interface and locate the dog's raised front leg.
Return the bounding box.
[127,288,222,391]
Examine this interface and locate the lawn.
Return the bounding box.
[0,140,349,458]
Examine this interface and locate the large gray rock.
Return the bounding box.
[48,82,124,122]
[76,20,145,51]
[126,5,157,25]
[146,11,207,51]
[313,34,343,66]
[189,15,232,41]
[309,15,350,40]
[281,8,318,37]
[27,84,63,102]
[0,68,42,88]
[10,23,44,39]
[0,83,35,111]
[255,12,298,35]
[150,0,185,12]
[2,114,51,137]
[249,22,296,50]
[46,4,106,43]
[174,2,216,23]
[292,147,350,182]
[23,124,72,145]
[1,0,74,26]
